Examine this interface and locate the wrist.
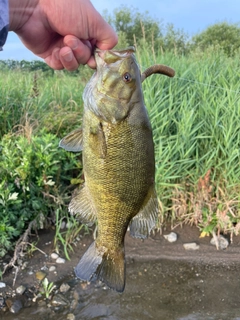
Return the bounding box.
[9,0,38,32]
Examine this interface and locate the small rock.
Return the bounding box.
[0,297,5,309]
[21,261,28,270]
[67,313,76,320]
[164,232,177,243]
[56,257,66,264]
[49,266,56,272]
[70,290,79,310]
[41,265,49,271]
[210,235,229,250]
[16,285,26,295]
[9,300,23,313]
[36,271,47,281]
[66,222,72,229]
[183,242,200,250]
[32,293,42,303]
[60,221,66,229]
[51,294,69,307]
[51,253,59,260]
[0,282,6,288]
[37,300,47,307]
[60,283,70,293]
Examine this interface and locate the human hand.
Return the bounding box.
[9,0,118,71]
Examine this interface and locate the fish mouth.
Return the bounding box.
[94,46,135,66]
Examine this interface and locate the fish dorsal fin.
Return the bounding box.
[59,128,83,152]
[130,186,159,239]
[69,184,97,226]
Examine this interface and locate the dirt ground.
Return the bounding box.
[2,224,240,290]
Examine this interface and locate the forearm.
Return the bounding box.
[0,0,9,50]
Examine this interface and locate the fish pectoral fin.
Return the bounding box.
[89,122,107,159]
[130,186,159,239]
[69,184,97,226]
[59,127,83,152]
[97,123,107,159]
[75,242,125,293]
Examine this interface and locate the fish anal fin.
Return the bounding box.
[130,186,159,239]
[75,242,125,293]
[69,185,97,226]
[59,127,83,152]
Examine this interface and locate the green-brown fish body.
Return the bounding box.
[60,47,175,292]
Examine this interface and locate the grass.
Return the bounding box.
[0,46,240,259]
[138,47,240,236]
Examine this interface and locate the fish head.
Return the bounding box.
[83,47,143,124]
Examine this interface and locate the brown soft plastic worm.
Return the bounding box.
[141,64,175,82]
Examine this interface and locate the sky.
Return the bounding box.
[1,0,239,61]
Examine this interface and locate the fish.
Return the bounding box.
[59,47,175,292]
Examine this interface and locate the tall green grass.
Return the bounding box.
[138,47,240,235]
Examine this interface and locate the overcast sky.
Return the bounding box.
[1,0,239,61]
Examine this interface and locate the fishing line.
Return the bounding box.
[174,76,240,95]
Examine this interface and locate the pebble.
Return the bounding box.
[21,261,28,270]
[56,257,66,264]
[49,266,56,272]
[32,293,42,303]
[16,285,26,295]
[51,253,59,260]
[0,282,6,288]
[66,222,73,229]
[67,313,76,320]
[36,271,47,281]
[60,283,71,293]
[183,242,200,250]
[164,232,177,243]
[60,221,66,229]
[9,299,23,313]
[0,297,5,309]
[210,235,229,250]
[51,294,69,307]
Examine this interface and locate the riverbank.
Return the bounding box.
[1,224,240,319]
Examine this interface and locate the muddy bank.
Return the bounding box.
[1,225,240,319]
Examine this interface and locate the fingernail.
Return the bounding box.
[68,38,78,50]
[53,48,60,60]
[63,51,73,62]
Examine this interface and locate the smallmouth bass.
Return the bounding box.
[60,47,175,292]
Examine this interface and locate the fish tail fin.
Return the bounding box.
[75,241,125,292]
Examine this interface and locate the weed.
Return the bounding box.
[40,278,56,299]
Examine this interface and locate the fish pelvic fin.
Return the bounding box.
[59,127,83,152]
[69,184,97,226]
[130,186,159,239]
[75,242,125,293]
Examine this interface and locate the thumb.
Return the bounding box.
[89,12,118,50]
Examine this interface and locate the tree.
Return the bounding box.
[104,6,163,47]
[191,22,240,56]
[164,23,189,55]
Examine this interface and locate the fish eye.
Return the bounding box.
[122,72,132,83]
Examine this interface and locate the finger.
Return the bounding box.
[64,35,92,65]
[44,48,64,70]
[59,46,79,71]
[83,1,118,50]
[86,56,97,69]
[93,18,118,50]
